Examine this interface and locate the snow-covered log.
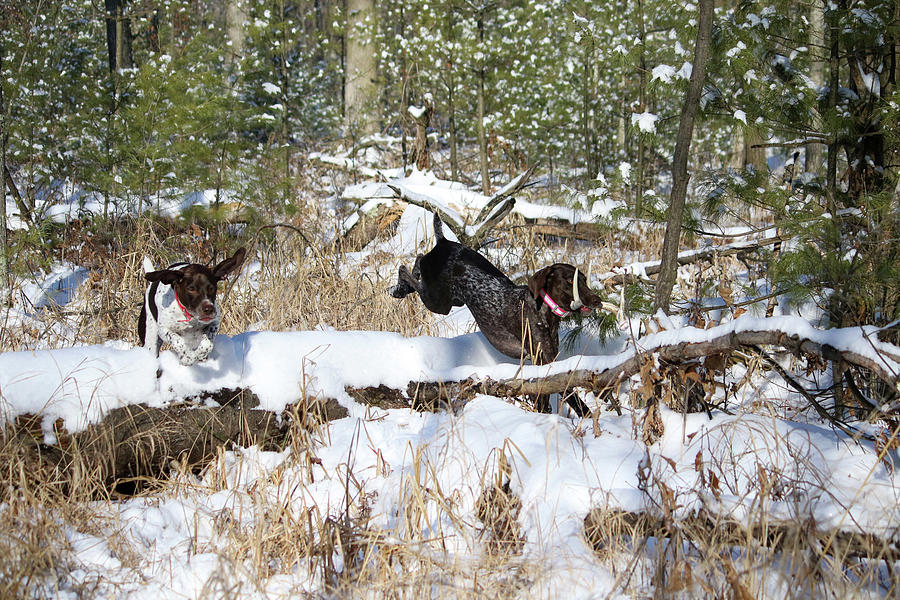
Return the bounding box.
[349,318,900,421]
[10,390,346,492]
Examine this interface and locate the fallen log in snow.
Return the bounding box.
[11,317,898,491]
[9,389,347,495]
[347,318,900,425]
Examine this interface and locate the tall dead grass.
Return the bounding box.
[1,161,894,598]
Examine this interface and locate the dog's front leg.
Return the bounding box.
[195,324,218,362]
[158,329,196,365]
[411,254,424,280]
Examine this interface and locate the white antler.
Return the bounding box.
[571,266,583,311]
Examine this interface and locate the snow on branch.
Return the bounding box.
[595,234,787,287]
[389,165,535,247]
[349,315,900,421]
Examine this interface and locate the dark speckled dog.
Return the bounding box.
[391,213,602,414]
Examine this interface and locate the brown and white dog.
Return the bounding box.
[138,248,246,365]
[391,214,602,414]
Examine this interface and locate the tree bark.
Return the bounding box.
[805,0,825,175]
[635,0,647,210]
[399,3,408,166]
[476,8,490,195]
[825,4,840,205]
[344,0,379,137]
[104,0,133,74]
[743,128,766,172]
[225,0,245,67]
[582,38,594,184]
[653,0,714,313]
[409,96,433,171]
[0,42,7,303]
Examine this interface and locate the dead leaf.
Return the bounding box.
[718,283,734,306]
[642,401,665,446]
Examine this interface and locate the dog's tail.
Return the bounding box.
[142,256,155,274]
[433,211,445,241]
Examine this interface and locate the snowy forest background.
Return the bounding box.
[1,0,898,325]
[2,0,900,598]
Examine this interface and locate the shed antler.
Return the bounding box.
[570,262,592,311]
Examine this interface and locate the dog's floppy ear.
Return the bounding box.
[527,265,553,299]
[212,247,247,280]
[145,269,184,285]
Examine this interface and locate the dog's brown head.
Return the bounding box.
[527,263,602,316]
[145,247,246,322]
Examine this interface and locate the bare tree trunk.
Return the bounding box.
[104,0,133,74]
[148,7,160,53]
[805,0,825,175]
[476,9,490,195]
[635,0,647,211]
[448,83,458,180]
[278,0,291,203]
[825,5,840,205]
[409,95,433,171]
[727,125,744,170]
[445,11,459,181]
[225,0,245,67]
[582,41,593,183]
[0,43,8,304]
[654,0,714,314]
[399,3,408,166]
[743,128,766,172]
[343,0,379,137]
[617,73,627,156]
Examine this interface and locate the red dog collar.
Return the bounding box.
[174,293,193,323]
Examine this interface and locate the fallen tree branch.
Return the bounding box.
[597,235,786,287]
[389,166,535,247]
[346,320,900,425]
[387,183,469,241]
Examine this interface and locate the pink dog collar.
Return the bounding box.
[540,289,592,317]
[540,289,571,317]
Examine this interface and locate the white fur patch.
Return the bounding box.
[141,263,219,366]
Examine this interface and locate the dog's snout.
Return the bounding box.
[200,301,216,316]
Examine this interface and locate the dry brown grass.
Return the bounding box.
[585,406,899,599]
[1,160,894,598]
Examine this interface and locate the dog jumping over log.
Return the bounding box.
[390,213,601,414]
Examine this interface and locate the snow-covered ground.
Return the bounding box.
[2,319,898,598]
[1,166,898,598]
